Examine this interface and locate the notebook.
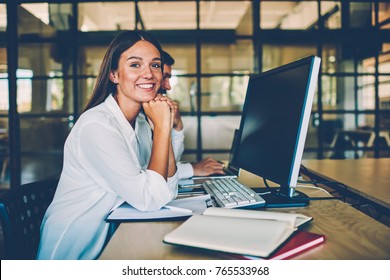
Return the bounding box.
[163,207,313,258]
[232,230,325,260]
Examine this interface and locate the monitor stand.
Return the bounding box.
[254,188,310,208]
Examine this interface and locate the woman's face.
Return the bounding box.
[112,40,162,104]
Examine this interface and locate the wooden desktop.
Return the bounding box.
[301,158,390,210]
[99,167,390,260]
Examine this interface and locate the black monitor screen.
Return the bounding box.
[233,56,321,196]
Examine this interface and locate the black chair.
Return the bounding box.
[0,178,59,260]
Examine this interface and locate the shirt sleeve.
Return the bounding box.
[171,128,185,162]
[177,162,194,180]
[77,119,177,212]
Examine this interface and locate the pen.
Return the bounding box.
[164,205,193,214]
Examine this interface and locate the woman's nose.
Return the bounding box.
[142,66,153,79]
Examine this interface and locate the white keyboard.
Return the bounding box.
[202,178,266,208]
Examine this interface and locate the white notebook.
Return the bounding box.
[106,194,211,221]
[163,207,312,258]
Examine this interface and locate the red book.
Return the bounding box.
[235,231,325,260]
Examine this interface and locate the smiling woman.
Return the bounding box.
[110,40,163,107]
[36,30,181,260]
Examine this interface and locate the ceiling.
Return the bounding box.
[17,1,342,32]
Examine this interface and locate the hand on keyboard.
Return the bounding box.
[202,178,265,208]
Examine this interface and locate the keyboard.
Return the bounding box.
[202,178,266,208]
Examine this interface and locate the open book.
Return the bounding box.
[163,207,312,258]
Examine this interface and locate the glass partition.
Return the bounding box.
[2,0,389,188]
[200,1,252,35]
[78,2,135,31]
[200,76,248,112]
[262,44,317,71]
[19,43,73,76]
[201,40,254,74]
[260,1,318,29]
[19,3,71,37]
[139,1,196,30]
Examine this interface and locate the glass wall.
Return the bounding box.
[0,2,7,189]
[2,0,390,188]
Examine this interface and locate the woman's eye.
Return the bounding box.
[152,63,161,69]
[130,63,140,68]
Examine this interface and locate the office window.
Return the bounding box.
[305,115,319,149]
[0,3,6,31]
[78,45,106,111]
[262,44,317,71]
[0,54,7,110]
[18,42,73,114]
[19,43,72,76]
[321,115,345,149]
[162,44,197,74]
[19,3,71,37]
[380,113,390,129]
[201,41,254,74]
[15,69,33,113]
[378,45,390,111]
[78,2,135,31]
[78,46,106,76]
[200,1,252,35]
[201,115,241,159]
[260,1,318,29]
[169,76,197,113]
[378,2,390,29]
[0,116,8,187]
[182,116,198,152]
[3,0,389,188]
[17,78,73,114]
[350,2,373,28]
[46,74,65,111]
[321,1,341,29]
[0,5,7,188]
[158,43,197,113]
[379,75,390,110]
[360,57,376,74]
[379,44,390,74]
[139,1,196,30]
[78,78,96,112]
[359,75,375,110]
[322,45,340,74]
[321,75,360,111]
[201,76,248,112]
[322,113,369,159]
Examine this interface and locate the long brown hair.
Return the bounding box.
[83,30,164,111]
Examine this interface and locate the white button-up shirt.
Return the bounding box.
[37,94,179,260]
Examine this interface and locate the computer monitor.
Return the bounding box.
[232,55,321,208]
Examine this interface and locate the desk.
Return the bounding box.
[301,158,390,211]
[99,169,390,260]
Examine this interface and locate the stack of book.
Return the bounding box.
[163,207,325,259]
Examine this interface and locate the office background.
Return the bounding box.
[0,0,389,190]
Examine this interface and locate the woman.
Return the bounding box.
[37,30,178,259]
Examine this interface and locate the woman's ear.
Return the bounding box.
[109,71,118,84]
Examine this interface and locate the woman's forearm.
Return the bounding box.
[148,127,170,180]
[168,140,177,177]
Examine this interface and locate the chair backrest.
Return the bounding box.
[0,178,59,260]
